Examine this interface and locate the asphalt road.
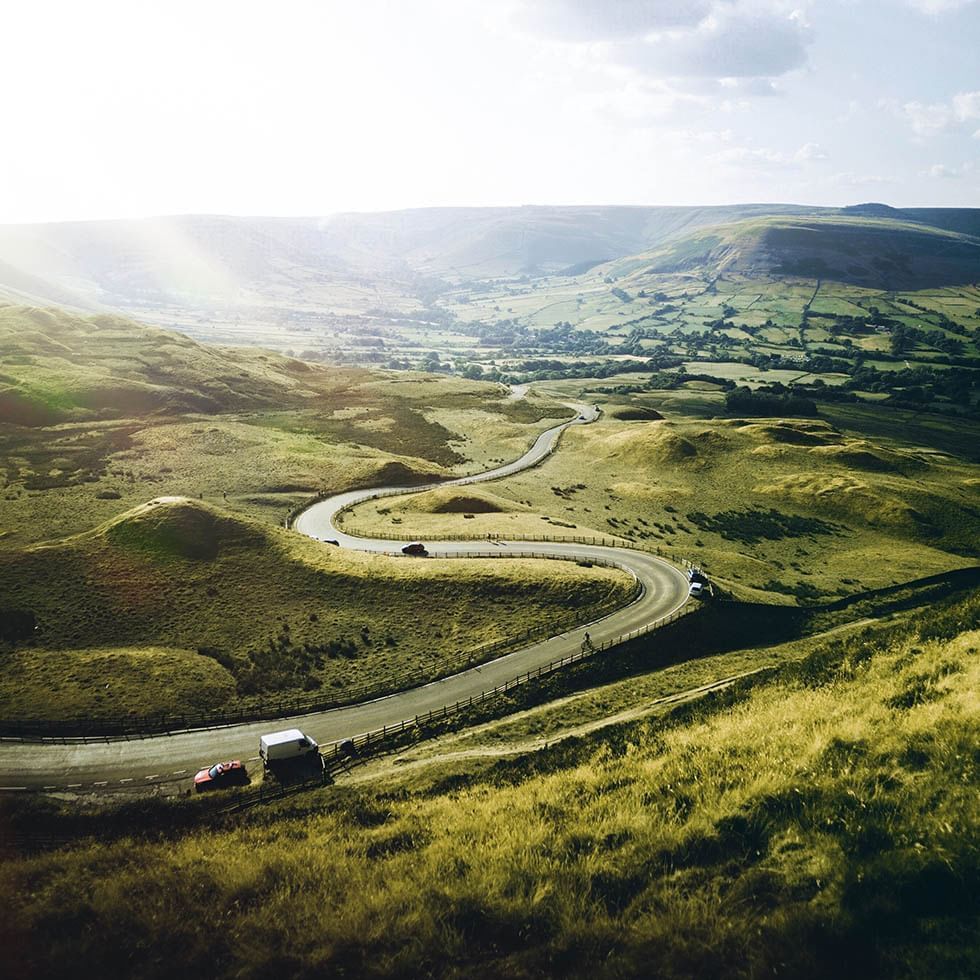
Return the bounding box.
[0,402,689,792]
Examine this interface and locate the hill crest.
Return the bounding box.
[610,214,980,289]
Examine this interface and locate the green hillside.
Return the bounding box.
[341,412,980,603]
[0,304,380,424]
[2,591,976,978]
[0,305,575,545]
[0,496,632,721]
[620,216,980,290]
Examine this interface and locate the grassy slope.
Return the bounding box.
[438,224,979,388]
[0,304,575,546]
[340,411,980,603]
[0,497,633,721]
[610,215,980,290]
[0,307,636,720]
[1,595,976,979]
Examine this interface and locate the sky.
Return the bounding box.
[0,0,978,223]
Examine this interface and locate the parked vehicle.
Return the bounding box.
[401,542,428,556]
[689,580,705,598]
[259,729,319,767]
[193,759,248,792]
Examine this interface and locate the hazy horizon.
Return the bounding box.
[2,198,979,230]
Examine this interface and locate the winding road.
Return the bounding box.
[0,402,689,793]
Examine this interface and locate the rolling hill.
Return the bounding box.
[605,215,980,289]
[0,304,368,425]
[2,206,978,318]
[0,495,632,722]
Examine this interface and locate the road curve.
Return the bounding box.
[0,402,689,791]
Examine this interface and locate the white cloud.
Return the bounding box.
[714,140,827,168]
[891,90,980,136]
[618,5,812,79]
[512,1,813,83]
[905,0,977,14]
[829,172,892,186]
[925,161,975,178]
[795,141,827,161]
[952,91,980,122]
[512,0,716,41]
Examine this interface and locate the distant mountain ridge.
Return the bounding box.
[0,203,977,313]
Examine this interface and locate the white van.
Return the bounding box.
[259,729,319,766]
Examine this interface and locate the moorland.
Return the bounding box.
[0,202,978,979]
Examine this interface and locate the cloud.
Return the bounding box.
[952,91,980,122]
[512,1,813,82]
[829,171,892,186]
[889,90,980,136]
[513,0,716,41]
[794,141,827,161]
[713,140,826,168]
[924,161,975,178]
[720,76,783,96]
[905,0,977,14]
[619,5,812,79]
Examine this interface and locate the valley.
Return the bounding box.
[1,203,977,980]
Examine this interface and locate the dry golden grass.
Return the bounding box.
[0,498,634,721]
[2,595,976,979]
[343,412,979,603]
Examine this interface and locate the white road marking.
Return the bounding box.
[145,774,160,780]
[0,785,27,791]
[43,785,57,790]
[119,778,133,783]
[172,770,187,776]
[93,781,108,786]
[67,783,82,788]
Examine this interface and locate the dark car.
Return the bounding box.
[193,759,248,792]
[401,542,428,556]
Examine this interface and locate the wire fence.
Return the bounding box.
[217,600,697,815]
[2,412,702,743]
[0,553,648,741]
[338,525,694,564]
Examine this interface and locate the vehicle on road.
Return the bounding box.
[259,729,319,768]
[689,580,705,598]
[193,759,248,792]
[401,542,428,556]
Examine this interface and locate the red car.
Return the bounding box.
[193,759,248,792]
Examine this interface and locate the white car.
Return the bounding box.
[689,581,705,598]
